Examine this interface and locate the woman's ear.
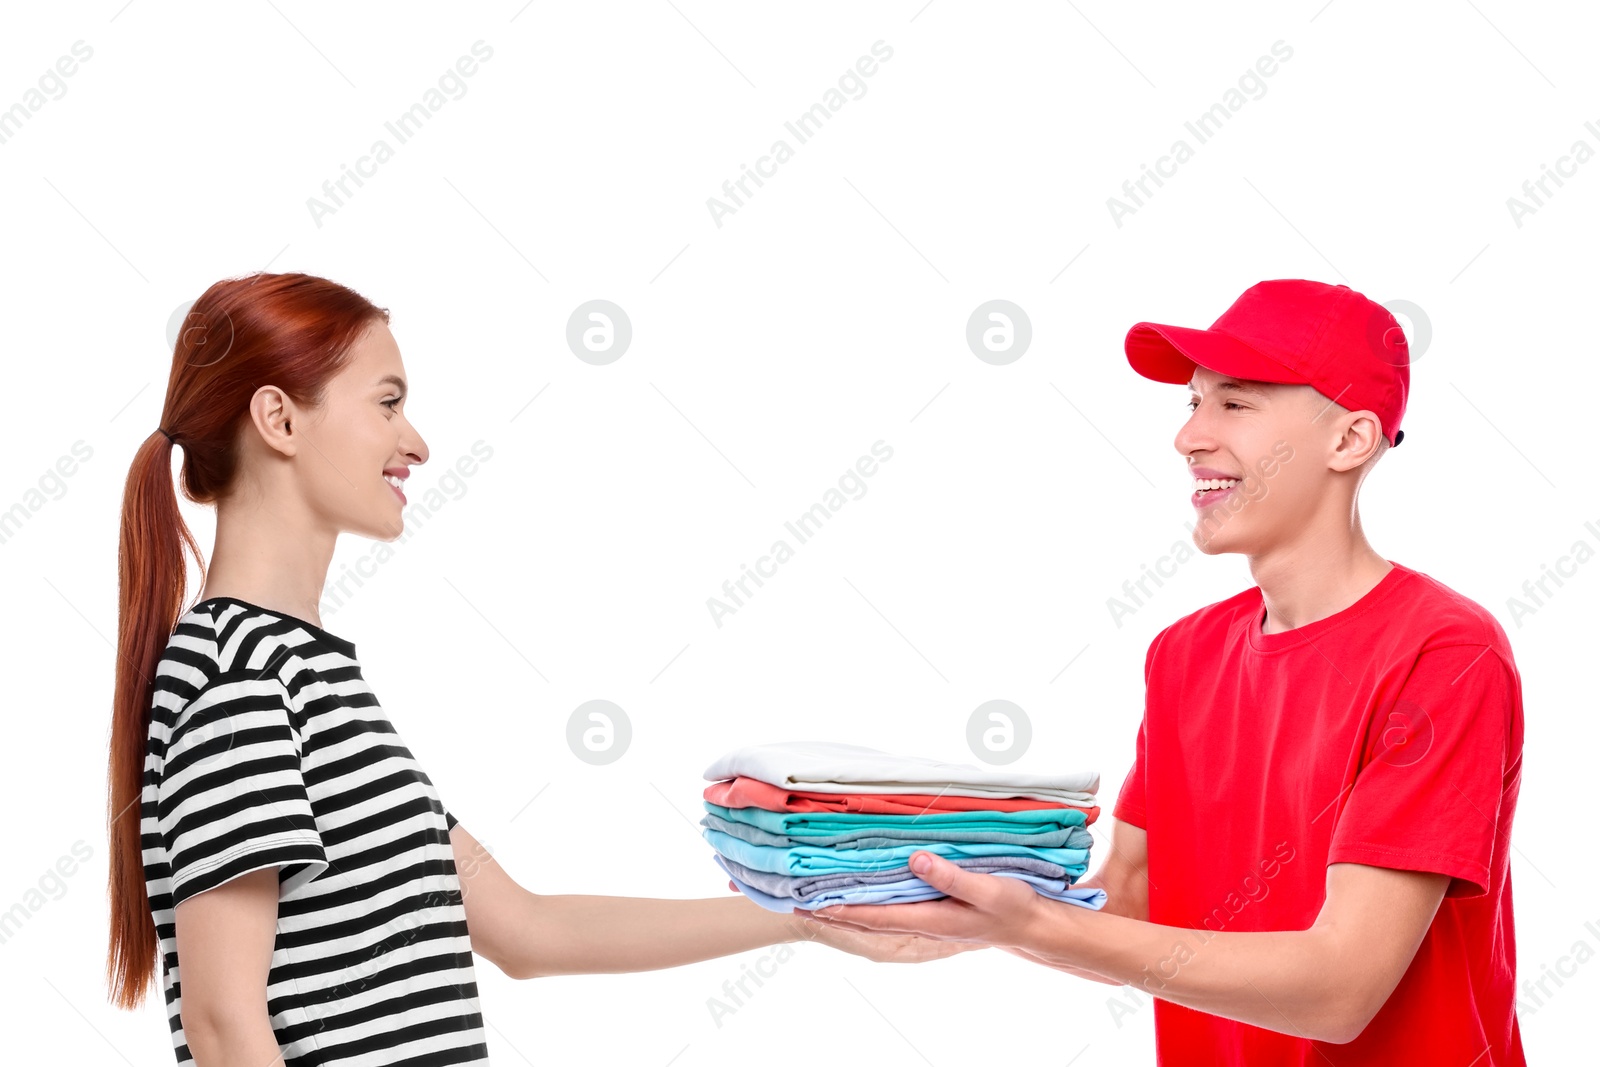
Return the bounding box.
[247,385,301,457]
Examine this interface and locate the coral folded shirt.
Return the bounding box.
[705,775,1100,824]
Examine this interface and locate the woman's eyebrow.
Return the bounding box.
[375,374,407,394]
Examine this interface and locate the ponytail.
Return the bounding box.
[106,272,387,1008]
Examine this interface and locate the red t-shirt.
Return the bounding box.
[1113,560,1524,1065]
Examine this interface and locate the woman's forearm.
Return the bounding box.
[514,893,803,978]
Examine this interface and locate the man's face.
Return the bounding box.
[1175,364,1329,555]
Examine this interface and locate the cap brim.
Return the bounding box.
[1125,322,1308,387]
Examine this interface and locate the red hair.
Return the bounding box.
[107,271,389,1009]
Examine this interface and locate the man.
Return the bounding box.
[809,279,1525,1065]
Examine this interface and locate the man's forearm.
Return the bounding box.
[1022,905,1362,1043]
[514,893,801,978]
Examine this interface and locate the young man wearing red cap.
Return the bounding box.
[806,279,1525,1065]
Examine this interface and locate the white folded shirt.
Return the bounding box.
[703,740,1099,804]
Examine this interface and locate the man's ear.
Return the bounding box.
[1330,409,1384,472]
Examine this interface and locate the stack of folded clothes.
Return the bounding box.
[701,740,1106,913]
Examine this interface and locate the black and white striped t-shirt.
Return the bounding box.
[140,596,489,1065]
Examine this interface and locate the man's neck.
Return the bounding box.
[1250,540,1393,635]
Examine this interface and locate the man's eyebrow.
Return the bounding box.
[375,374,407,394]
[1188,379,1271,398]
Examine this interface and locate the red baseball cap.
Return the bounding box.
[1125,279,1409,447]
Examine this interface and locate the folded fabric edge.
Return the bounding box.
[702,775,1101,808]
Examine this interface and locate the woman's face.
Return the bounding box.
[299,320,428,542]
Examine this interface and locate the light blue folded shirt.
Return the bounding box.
[714,854,1107,913]
[703,826,1090,877]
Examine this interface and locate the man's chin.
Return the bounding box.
[1191,532,1242,556]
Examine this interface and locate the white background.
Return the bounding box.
[2,1,1596,1063]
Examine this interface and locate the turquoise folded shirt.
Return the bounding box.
[702,826,1090,877]
[704,801,1088,836]
[701,808,1092,850]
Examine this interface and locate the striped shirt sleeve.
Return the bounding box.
[157,672,328,907]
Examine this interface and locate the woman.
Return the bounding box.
[106,271,967,1065]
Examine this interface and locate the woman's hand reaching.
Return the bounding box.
[791,914,986,963]
[727,880,985,963]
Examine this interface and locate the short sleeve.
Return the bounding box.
[1327,645,1520,899]
[157,673,328,908]
[445,808,459,832]
[1113,717,1148,829]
